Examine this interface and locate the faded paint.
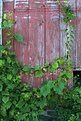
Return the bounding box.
[3,0,81,87]
[3,0,13,1]
[14,0,29,9]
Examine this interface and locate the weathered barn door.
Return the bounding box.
[3,0,81,86]
[13,0,61,66]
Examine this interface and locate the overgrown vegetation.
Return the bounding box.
[0,46,81,121]
[48,80,81,121]
[0,50,47,121]
[0,1,80,121]
[57,0,75,58]
[0,45,73,120]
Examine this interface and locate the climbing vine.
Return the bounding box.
[0,1,76,120]
[57,0,76,57]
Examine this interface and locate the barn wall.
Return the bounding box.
[3,0,81,86]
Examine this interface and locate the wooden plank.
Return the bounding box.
[76,0,81,68]
[68,0,76,68]
[60,4,67,57]
[46,0,60,63]
[28,0,45,86]
[60,0,76,65]
[28,0,45,66]
[14,0,29,63]
[14,11,29,64]
[14,0,45,86]
[3,0,14,46]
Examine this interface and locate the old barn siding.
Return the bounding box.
[3,0,81,86]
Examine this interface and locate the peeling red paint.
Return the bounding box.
[3,0,81,87]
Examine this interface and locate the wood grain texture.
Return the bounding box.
[68,0,76,68]
[76,0,81,68]
[46,1,60,63]
[3,1,14,47]
[3,0,81,86]
[28,0,45,66]
[14,11,29,64]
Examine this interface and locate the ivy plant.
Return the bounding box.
[0,3,76,120]
[2,13,23,43]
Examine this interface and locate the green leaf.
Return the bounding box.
[13,33,23,42]
[54,85,63,95]
[37,98,47,109]
[5,101,12,109]
[2,96,9,103]
[17,113,28,120]
[16,99,25,108]
[9,110,15,116]
[7,83,15,89]
[2,91,9,96]
[59,60,64,66]
[7,57,12,63]
[3,20,8,27]
[59,82,65,91]
[47,80,53,89]
[67,73,73,79]
[0,60,3,67]
[1,108,7,116]
[34,66,41,71]
[35,71,44,78]
[54,62,59,68]
[3,14,7,19]
[23,65,31,72]
[0,84,3,91]
[40,81,53,97]
[7,74,12,80]
[53,80,66,95]
[0,45,6,51]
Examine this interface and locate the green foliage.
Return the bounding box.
[56,0,76,58]
[62,5,75,23]
[0,44,73,121]
[40,81,53,97]
[2,14,13,28]
[0,50,47,121]
[47,81,81,121]
[65,25,74,57]
[0,7,76,121]
[0,45,7,52]
[2,14,23,43]
[13,33,23,43]
[23,56,73,79]
[39,58,73,112]
[57,0,75,23]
